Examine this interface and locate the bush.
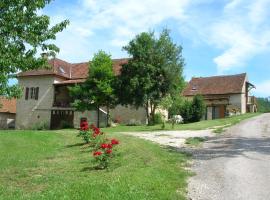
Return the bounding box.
[60,120,74,129]
[153,113,164,124]
[179,95,206,123]
[179,100,193,123]
[31,121,49,130]
[168,95,183,117]
[126,119,142,126]
[191,95,206,122]
[78,121,120,169]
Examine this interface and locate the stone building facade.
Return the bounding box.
[183,73,257,120]
[16,58,150,129]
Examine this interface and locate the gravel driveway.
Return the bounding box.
[124,129,214,148]
[188,113,270,200]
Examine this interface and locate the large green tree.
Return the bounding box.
[117,29,185,124]
[69,51,116,127]
[257,97,270,112]
[0,0,69,97]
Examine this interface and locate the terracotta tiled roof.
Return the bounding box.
[182,73,247,96]
[0,97,16,114]
[17,58,129,79]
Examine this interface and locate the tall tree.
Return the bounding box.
[117,29,185,124]
[0,0,69,97]
[69,51,116,127]
[257,97,270,112]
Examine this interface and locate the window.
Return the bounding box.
[25,87,29,100]
[192,85,197,91]
[25,87,39,100]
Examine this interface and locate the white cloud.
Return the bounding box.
[79,0,191,46]
[254,80,270,97]
[46,0,192,61]
[211,0,270,73]
[178,0,270,73]
[46,0,270,71]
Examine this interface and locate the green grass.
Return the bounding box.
[103,113,261,133]
[0,130,191,200]
[185,137,206,147]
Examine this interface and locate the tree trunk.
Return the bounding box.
[150,103,157,125]
[97,105,100,128]
[146,101,150,125]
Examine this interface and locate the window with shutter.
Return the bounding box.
[35,87,39,100]
[25,87,29,100]
[30,88,34,99]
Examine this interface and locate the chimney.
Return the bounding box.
[41,52,48,60]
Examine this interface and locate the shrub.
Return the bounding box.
[191,94,206,122]
[78,121,120,169]
[179,100,193,123]
[179,95,206,123]
[31,121,49,130]
[126,119,142,126]
[93,138,120,169]
[152,113,163,124]
[60,120,74,129]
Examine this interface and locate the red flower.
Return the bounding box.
[111,139,119,145]
[107,144,113,149]
[93,151,102,156]
[80,121,89,131]
[100,143,108,149]
[106,149,112,154]
[90,124,95,129]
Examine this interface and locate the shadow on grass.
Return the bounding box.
[163,145,193,158]
[65,142,85,148]
[81,166,104,171]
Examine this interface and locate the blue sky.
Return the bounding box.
[38,0,270,97]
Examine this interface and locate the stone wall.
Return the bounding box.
[110,105,147,125]
[16,75,64,129]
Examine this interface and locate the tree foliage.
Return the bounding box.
[116,29,185,124]
[257,97,270,113]
[191,95,206,122]
[179,95,206,123]
[69,51,116,127]
[0,0,69,97]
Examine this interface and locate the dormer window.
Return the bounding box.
[192,85,197,91]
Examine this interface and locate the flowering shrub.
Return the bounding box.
[78,120,120,169]
[78,121,91,143]
[92,138,120,169]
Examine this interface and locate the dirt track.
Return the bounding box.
[188,113,270,200]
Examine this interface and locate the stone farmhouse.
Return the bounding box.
[183,73,257,120]
[0,97,16,129]
[16,58,148,129]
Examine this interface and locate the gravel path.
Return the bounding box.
[188,113,270,200]
[124,129,214,148]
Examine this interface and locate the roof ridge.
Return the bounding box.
[71,58,130,65]
[192,73,246,79]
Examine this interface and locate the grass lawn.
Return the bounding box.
[185,137,206,147]
[102,113,261,133]
[0,130,191,200]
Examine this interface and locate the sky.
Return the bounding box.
[38,0,270,97]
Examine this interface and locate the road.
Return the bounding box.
[188,113,270,200]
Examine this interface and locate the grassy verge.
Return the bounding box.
[185,137,206,147]
[0,130,191,200]
[102,113,261,133]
